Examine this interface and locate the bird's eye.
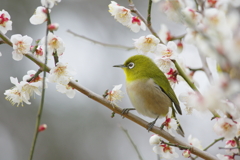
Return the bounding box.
[128,62,135,69]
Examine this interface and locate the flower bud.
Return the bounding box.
[48,23,59,31]
[38,124,47,132]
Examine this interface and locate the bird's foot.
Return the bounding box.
[121,108,135,115]
[147,116,159,132]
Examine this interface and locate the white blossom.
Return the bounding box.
[10,34,33,61]
[134,35,160,54]
[41,0,61,8]
[48,62,76,85]
[0,10,12,34]
[56,83,75,98]
[213,117,237,139]
[30,6,48,25]
[106,84,123,104]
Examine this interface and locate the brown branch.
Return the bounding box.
[67,30,135,51]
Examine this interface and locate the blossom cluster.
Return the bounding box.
[1,0,77,106]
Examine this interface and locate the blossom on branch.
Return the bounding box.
[134,35,160,54]
[0,9,12,34]
[149,134,161,145]
[30,6,48,25]
[56,83,75,98]
[108,1,145,33]
[48,62,76,85]
[213,117,237,139]
[40,32,65,56]
[188,134,203,150]
[106,84,123,104]
[41,0,61,8]
[153,144,179,159]
[163,107,178,136]
[10,34,33,61]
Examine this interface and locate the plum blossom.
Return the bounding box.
[106,84,123,104]
[188,135,203,150]
[41,0,61,8]
[182,150,191,158]
[213,117,237,139]
[108,1,145,33]
[158,24,172,44]
[130,16,146,33]
[4,77,30,106]
[0,10,12,34]
[163,107,178,136]
[182,7,202,25]
[155,41,178,59]
[134,35,160,54]
[33,45,46,62]
[30,6,48,25]
[225,140,238,154]
[216,154,234,160]
[153,144,179,159]
[56,83,75,98]
[10,34,33,61]
[154,57,175,73]
[40,32,65,56]
[149,134,161,145]
[48,62,76,85]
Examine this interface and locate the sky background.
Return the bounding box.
[0,0,224,160]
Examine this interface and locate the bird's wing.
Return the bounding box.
[153,80,182,115]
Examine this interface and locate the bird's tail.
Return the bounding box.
[171,106,185,137]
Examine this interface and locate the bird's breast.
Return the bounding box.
[126,78,172,118]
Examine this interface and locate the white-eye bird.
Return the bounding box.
[113,55,184,136]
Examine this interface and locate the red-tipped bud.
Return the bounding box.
[38,124,47,132]
[48,23,59,31]
[177,41,183,53]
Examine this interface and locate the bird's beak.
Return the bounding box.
[113,64,127,68]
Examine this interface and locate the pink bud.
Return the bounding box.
[48,23,59,31]
[38,124,47,132]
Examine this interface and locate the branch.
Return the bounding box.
[67,30,134,51]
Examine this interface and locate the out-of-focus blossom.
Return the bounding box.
[47,23,59,31]
[182,150,191,158]
[188,135,203,150]
[153,144,179,159]
[56,83,75,98]
[41,0,61,8]
[216,154,234,160]
[225,140,238,154]
[213,117,237,139]
[134,35,160,54]
[40,32,65,56]
[149,134,161,145]
[10,34,33,61]
[160,0,184,23]
[48,62,76,85]
[106,84,123,104]
[30,6,48,25]
[158,24,172,44]
[38,124,47,132]
[0,10,12,34]
[182,7,202,25]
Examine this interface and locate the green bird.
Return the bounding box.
[113,55,184,137]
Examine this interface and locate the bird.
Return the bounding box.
[113,54,184,136]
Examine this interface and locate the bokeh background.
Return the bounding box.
[0,0,224,160]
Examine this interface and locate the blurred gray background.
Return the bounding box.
[0,0,224,160]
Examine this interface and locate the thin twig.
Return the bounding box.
[120,126,144,160]
[234,137,240,154]
[147,0,153,27]
[28,7,50,160]
[67,30,134,51]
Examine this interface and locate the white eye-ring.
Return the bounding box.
[128,62,135,69]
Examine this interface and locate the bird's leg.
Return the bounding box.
[147,116,159,132]
[121,108,136,115]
